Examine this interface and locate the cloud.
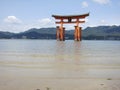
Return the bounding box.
[82,1,88,8]
[101,19,106,23]
[37,18,55,28]
[0,17,56,33]
[0,23,23,33]
[87,19,109,27]
[4,16,22,24]
[38,18,52,26]
[92,0,110,4]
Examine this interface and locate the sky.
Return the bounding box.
[0,0,120,32]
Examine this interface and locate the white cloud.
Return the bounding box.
[92,0,110,4]
[37,18,55,28]
[38,18,52,26]
[0,17,56,33]
[0,24,24,33]
[100,19,112,26]
[101,20,105,23]
[82,1,88,8]
[87,19,109,27]
[4,16,22,24]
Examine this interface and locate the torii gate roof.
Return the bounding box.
[52,13,89,19]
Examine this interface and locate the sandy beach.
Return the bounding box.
[0,59,120,90]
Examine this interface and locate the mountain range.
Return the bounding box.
[0,25,120,40]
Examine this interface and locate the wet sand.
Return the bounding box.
[0,59,120,90]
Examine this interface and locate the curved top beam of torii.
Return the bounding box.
[52,13,89,19]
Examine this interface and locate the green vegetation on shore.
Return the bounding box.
[0,25,120,40]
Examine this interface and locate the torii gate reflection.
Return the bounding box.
[52,13,89,41]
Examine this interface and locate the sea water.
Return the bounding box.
[0,40,120,90]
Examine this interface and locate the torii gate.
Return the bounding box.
[52,13,89,41]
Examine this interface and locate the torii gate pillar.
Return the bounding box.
[56,26,65,41]
[52,13,89,41]
[74,26,82,41]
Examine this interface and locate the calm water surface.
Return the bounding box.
[0,40,120,90]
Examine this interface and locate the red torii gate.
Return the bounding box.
[52,13,89,41]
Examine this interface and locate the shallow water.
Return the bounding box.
[0,40,120,90]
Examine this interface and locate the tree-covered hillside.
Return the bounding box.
[0,25,120,40]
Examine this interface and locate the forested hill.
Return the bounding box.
[0,25,120,40]
[82,25,120,40]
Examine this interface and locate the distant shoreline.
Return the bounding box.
[0,25,120,40]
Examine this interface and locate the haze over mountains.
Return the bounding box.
[0,25,120,40]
